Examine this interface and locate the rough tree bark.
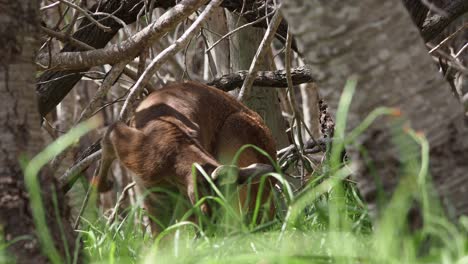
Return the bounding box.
[226,12,289,148]
[203,6,231,77]
[281,1,468,218]
[0,1,78,263]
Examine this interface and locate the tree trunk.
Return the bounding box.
[0,1,79,263]
[281,1,468,218]
[203,7,231,77]
[226,13,289,149]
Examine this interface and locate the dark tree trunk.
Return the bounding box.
[0,1,79,263]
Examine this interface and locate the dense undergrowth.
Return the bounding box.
[2,79,467,264]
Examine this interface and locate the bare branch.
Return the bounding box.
[78,60,129,122]
[429,22,468,54]
[428,43,468,76]
[107,182,137,226]
[37,0,210,70]
[207,66,315,91]
[41,25,155,92]
[422,0,468,41]
[41,2,61,11]
[59,150,102,193]
[93,11,132,37]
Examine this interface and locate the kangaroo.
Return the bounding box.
[95,81,277,233]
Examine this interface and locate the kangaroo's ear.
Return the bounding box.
[211,163,275,186]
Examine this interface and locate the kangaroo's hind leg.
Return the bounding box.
[95,122,144,192]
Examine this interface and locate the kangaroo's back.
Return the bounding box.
[133,82,270,153]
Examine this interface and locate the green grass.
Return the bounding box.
[2,79,468,263]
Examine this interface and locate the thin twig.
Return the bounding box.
[65,0,83,37]
[122,66,158,91]
[428,43,468,76]
[238,4,283,102]
[107,182,137,226]
[73,175,95,230]
[41,25,95,50]
[199,20,218,78]
[57,0,112,32]
[73,1,125,33]
[78,60,129,123]
[90,98,127,117]
[50,61,127,171]
[37,71,105,85]
[285,29,308,183]
[93,11,132,37]
[455,42,468,58]
[205,9,276,53]
[59,150,102,192]
[429,23,467,54]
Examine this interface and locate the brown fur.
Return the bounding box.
[96,81,277,233]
